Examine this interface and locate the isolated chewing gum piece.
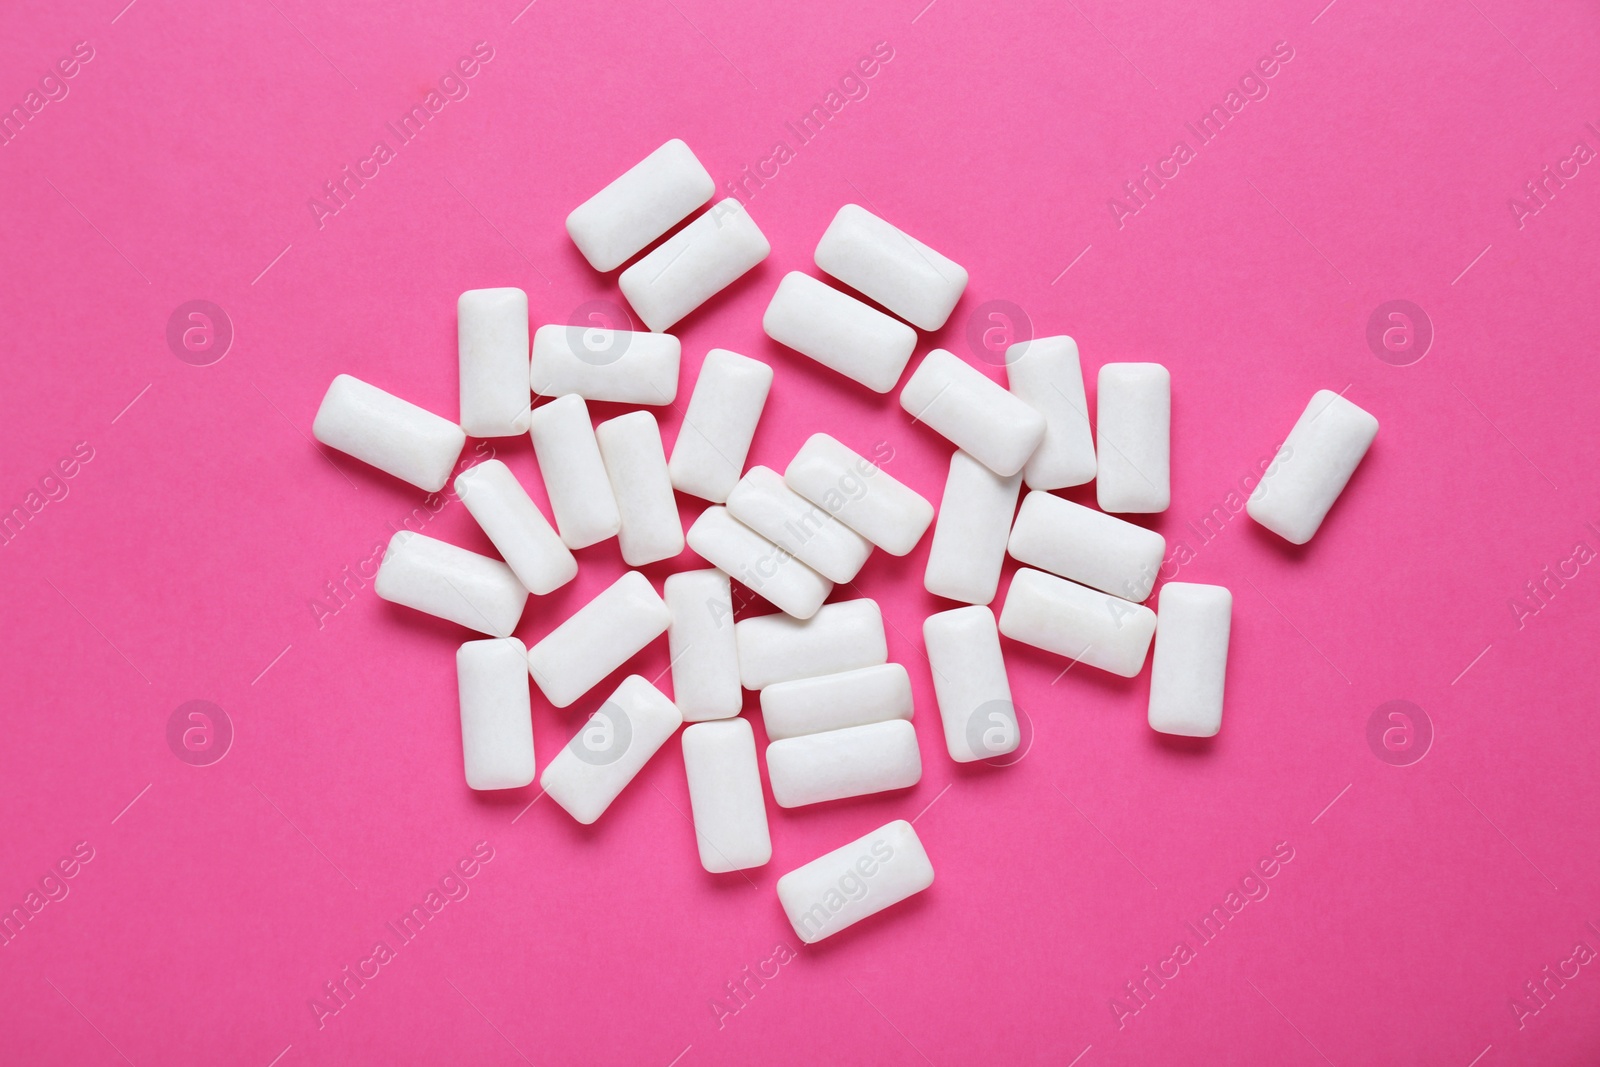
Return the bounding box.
[454,459,577,596]
[776,819,934,945]
[457,287,531,437]
[1148,583,1233,738]
[682,718,772,872]
[539,675,683,824]
[735,598,888,689]
[760,663,914,741]
[596,411,684,567]
[766,719,922,808]
[726,466,873,584]
[924,450,1020,605]
[526,571,670,708]
[1097,363,1171,514]
[528,394,621,550]
[457,638,535,790]
[530,324,681,405]
[374,531,529,637]
[664,569,742,722]
[1007,490,1166,603]
[620,199,772,331]
[1246,390,1379,544]
[668,348,773,503]
[1005,335,1096,489]
[565,138,714,272]
[762,272,918,393]
[924,606,1019,763]
[900,349,1046,477]
[312,374,466,492]
[784,434,934,556]
[998,568,1156,678]
[686,507,832,620]
[813,203,969,331]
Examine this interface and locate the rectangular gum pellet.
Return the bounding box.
[619,199,771,332]
[924,450,1020,605]
[529,394,621,549]
[312,374,466,492]
[685,507,832,620]
[734,598,888,689]
[776,819,934,944]
[454,459,577,596]
[682,718,772,872]
[783,433,934,556]
[457,287,531,437]
[530,324,681,405]
[762,272,918,393]
[668,348,773,503]
[374,531,528,636]
[526,571,670,707]
[664,569,743,722]
[1148,583,1233,737]
[1007,490,1166,602]
[457,637,534,790]
[1246,390,1379,544]
[726,466,873,583]
[596,411,684,567]
[1096,363,1171,513]
[899,349,1045,477]
[760,663,913,741]
[539,675,683,824]
[1005,335,1096,489]
[765,719,922,808]
[813,203,969,331]
[565,139,715,272]
[924,606,1018,763]
[998,567,1156,678]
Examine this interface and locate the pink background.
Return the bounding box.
[4,0,1599,1063]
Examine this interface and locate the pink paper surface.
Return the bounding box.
[4,1,1599,1063]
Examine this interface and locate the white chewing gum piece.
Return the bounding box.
[682,718,771,872]
[664,569,743,722]
[1005,335,1096,489]
[783,433,933,556]
[596,410,684,567]
[924,605,1019,763]
[526,572,670,708]
[668,348,773,503]
[457,287,531,437]
[529,324,680,406]
[454,459,577,596]
[776,819,934,944]
[726,466,873,584]
[761,272,917,393]
[1246,390,1379,544]
[813,203,968,331]
[899,348,1045,477]
[457,637,535,790]
[997,568,1156,678]
[619,198,771,331]
[565,138,714,272]
[760,663,913,741]
[1007,490,1165,603]
[765,719,922,808]
[685,507,832,620]
[373,531,528,637]
[1096,362,1170,513]
[924,450,1020,605]
[528,394,621,550]
[312,374,465,492]
[539,675,683,824]
[1148,582,1233,737]
[734,599,887,690]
